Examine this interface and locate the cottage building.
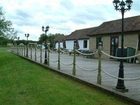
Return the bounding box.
[88,15,140,60]
[65,27,96,52]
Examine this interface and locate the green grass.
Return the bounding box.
[0,48,134,105]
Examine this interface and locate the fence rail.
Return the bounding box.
[11,44,140,90]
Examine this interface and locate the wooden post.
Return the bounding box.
[24,45,25,57]
[31,45,32,59]
[26,42,28,58]
[20,46,22,56]
[17,45,19,55]
[58,42,60,70]
[20,46,21,55]
[97,42,102,85]
[21,46,22,56]
[48,43,50,66]
[72,42,76,76]
[22,46,24,56]
[40,45,42,63]
[35,45,37,62]
[16,43,18,54]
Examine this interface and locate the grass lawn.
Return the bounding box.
[0,48,134,105]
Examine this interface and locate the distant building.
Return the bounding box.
[65,27,97,52]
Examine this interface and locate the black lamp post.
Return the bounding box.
[25,33,29,57]
[42,26,49,64]
[113,0,133,91]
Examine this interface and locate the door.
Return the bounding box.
[110,36,119,56]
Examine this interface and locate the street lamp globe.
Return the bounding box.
[42,26,44,31]
[45,26,49,33]
[113,0,133,11]
[126,0,133,9]
[113,0,120,9]
[25,33,29,37]
[42,26,49,34]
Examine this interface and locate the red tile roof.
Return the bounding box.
[66,27,97,40]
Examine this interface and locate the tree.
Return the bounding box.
[48,34,55,48]
[38,33,48,44]
[0,36,8,46]
[53,33,65,42]
[0,7,15,46]
[38,33,65,49]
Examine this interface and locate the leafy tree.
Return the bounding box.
[0,36,8,46]
[38,33,48,44]
[48,34,55,48]
[38,33,65,49]
[0,7,16,45]
[53,33,65,42]
[0,8,12,37]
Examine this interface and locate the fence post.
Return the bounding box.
[17,44,19,55]
[31,45,32,59]
[21,46,24,56]
[35,45,37,62]
[72,42,76,76]
[19,46,20,55]
[21,46,22,55]
[97,42,102,85]
[58,42,61,70]
[48,43,50,66]
[40,44,42,63]
[24,45,25,57]
[26,43,28,58]
[20,46,21,55]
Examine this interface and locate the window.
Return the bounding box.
[96,37,103,49]
[74,40,79,49]
[110,36,119,56]
[83,40,87,48]
[63,41,66,48]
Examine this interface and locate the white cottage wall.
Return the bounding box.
[78,40,89,50]
[66,40,74,52]
[55,42,63,49]
[65,39,89,51]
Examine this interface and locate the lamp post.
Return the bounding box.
[42,26,49,64]
[113,0,133,91]
[25,33,29,57]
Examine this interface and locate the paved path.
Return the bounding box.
[18,48,140,103]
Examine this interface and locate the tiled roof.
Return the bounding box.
[89,15,140,36]
[66,27,97,40]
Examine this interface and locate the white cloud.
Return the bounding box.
[0,0,139,41]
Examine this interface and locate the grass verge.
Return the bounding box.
[0,48,134,105]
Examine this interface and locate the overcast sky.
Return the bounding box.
[0,0,139,41]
